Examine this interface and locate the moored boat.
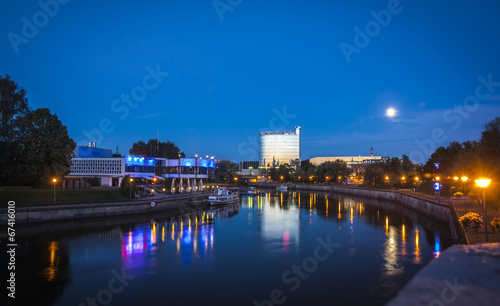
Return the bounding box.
[276,184,288,192]
[209,187,240,206]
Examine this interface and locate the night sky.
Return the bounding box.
[2,0,500,163]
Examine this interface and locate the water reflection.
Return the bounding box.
[10,191,455,306]
[120,204,238,276]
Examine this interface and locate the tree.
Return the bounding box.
[479,117,500,165]
[315,160,352,183]
[293,167,306,181]
[364,156,417,188]
[214,160,238,183]
[121,175,136,198]
[129,139,184,158]
[0,75,30,184]
[16,108,75,186]
[269,164,293,181]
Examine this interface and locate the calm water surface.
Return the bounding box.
[4,190,454,306]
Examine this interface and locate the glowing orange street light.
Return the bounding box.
[52,178,57,205]
[234,177,238,181]
[385,176,389,181]
[280,176,284,180]
[435,177,440,181]
[129,178,134,199]
[453,176,459,181]
[475,178,491,242]
[401,176,405,180]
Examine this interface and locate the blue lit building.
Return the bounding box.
[73,144,112,158]
[65,145,216,190]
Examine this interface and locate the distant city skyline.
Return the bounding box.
[2,0,500,163]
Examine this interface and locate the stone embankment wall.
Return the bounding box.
[1,195,206,224]
[253,183,452,224]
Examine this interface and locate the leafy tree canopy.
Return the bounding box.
[16,108,75,186]
[129,139,184,158]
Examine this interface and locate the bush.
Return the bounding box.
[459,212,483,230]
[120,175,136,198]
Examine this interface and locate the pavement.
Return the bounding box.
[388,243,500,306]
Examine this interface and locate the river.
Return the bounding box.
[2,190,454,306]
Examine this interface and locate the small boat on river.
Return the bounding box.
[276,184,288,192]
[209,187,240,206]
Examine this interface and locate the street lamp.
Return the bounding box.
[280,175,284,180]
[415,177,420,192]
[52,178,57,205]
[461,176,468,210]
[475,178,491,242]
[129,178,133,199]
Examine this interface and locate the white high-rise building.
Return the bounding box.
[259,126,301,168]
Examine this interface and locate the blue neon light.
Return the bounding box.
[201,161,208,167]
[184,161,192,167]
[435,235,441,254]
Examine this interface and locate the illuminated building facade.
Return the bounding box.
[259,126,301,168]
[66,146,216,188]
[305,153,390,184]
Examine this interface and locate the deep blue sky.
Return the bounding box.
[2,0,500,163]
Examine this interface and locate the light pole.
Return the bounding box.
[475,179,491,242]
[53,178,57,205]
[129,178,133,199]
[461,176,468,211]
[414,177,419,193]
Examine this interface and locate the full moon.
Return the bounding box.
[386,107,397,117]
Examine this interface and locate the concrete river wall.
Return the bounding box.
[253,183,452,224]
[0,194,208,224]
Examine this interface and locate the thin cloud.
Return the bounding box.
[134,113,165,120]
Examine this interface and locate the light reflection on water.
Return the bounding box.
[14,190,453,306]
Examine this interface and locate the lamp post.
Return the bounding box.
[414,177,419,193]
[461,176,468,211]
[129,178,133,199]
[53,178,57,205]
[453,176,459,207]
[475,179,491,242]
[195,154,198,183]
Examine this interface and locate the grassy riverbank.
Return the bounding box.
[0,187,132,207]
